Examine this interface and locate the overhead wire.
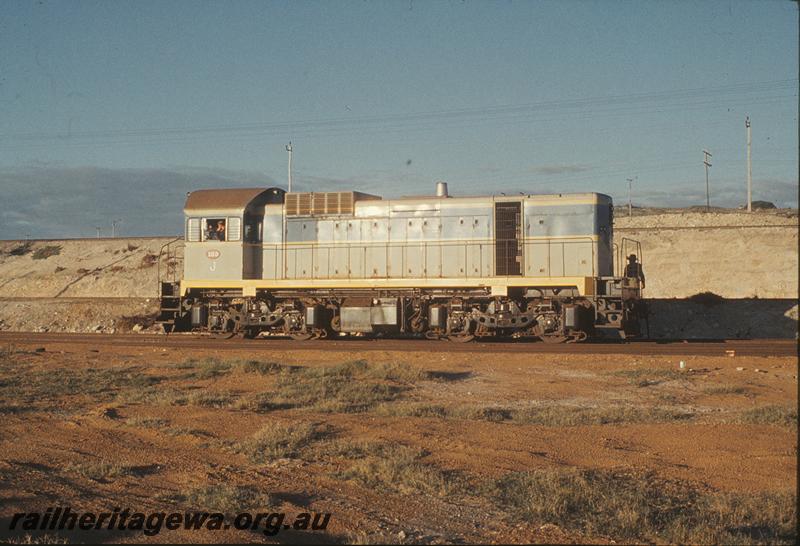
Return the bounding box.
[0,78,795,148]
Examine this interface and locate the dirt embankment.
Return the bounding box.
[0,209,796,337]
[0,237,176,299]
[0,238,173,332]
[615,210,798,299]
[615,209,798,339]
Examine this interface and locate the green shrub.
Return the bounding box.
[32,245,61,260]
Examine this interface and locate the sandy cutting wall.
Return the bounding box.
[614,210,798,339]
[0,237,177,299]
[615,211,798,299]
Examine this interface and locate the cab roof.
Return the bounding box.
[184,187,284,213]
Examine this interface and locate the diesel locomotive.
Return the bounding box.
[157,182,646,342]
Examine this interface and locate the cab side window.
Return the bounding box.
[204,218,226,241]
[243,214,261,243]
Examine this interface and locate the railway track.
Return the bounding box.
[0,331,795,356]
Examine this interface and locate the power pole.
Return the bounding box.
[746,116,752,212]
[626,177,637,217]
[703,149,712,211]
[96,227,101,238]
[285,141,293,193]
[626,178,632,217]
[112,219,121,237]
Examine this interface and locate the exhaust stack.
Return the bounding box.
[435,181,449,197]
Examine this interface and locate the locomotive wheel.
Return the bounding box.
[539,335,567,344]
[241,327,259,339]
[289,333,314,341]
[447,333,475,343]
[410,315,426,333]
[566,331,588,344]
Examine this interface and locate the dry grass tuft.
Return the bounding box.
[175,357,289,378]
[164,427,213,438]
[167,359,422,414]
[67,461,133,482]
[612,368,687,387]
[231,392,285,412]
[512,405,694,426]
[376,401,693,425]
[737,405,797,426]
[264,360,422,413]
[185,390,236,408]
[450,406,514,422]
[1,366,164,409]
[232,421,323,462]
[703,385,750,395]
[237,360,287,375]
[115,387,187,406]
[180,484,273,514]
[374,402,448,418]
[124,416,169,429]
[335,443,459,496]
[177,358,234,379]
[490,467,796,544]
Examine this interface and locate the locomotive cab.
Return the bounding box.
[182,187,285,283]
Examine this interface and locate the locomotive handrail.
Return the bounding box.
[157,236,184,295]
[618,237,643,276]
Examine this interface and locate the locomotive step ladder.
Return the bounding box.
[156,281,182,331]
[155,238,184,331]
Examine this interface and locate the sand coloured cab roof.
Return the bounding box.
[184,187,284,213]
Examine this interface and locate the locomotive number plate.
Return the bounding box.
[206,249,221,259]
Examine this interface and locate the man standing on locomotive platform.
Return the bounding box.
[623,254,649,338]
[625,254,645,289]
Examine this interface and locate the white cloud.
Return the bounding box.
[628,177,798,209]
[0,165,277,239]
[529,164,591,176]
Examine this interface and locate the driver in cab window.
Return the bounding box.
[205,219,226,241]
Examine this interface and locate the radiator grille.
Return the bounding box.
[285,191,380,216]
[495,201,522,276]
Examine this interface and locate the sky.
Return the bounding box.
[0,0,797,238]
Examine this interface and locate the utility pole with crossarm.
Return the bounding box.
[703,149,712,211]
